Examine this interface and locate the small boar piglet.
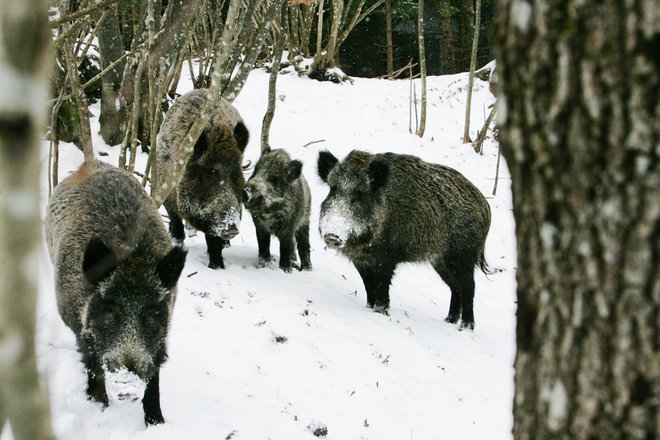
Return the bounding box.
[244,147,312,272]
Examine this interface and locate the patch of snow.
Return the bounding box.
[319,201,354,247]
[37,63,516,440]
[214,206,241,235]
[103,368,147,404]
[511,0,533,32]
[544,380,567,431]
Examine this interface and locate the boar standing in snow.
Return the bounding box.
[157,89,249,269]
[317,150,491,330]
[244,147,312,272]
[46,160,187,425]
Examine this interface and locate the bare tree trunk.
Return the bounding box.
[0,0,54,438]
[496,0,659,438]
[462,0,480,143]
[261,2,288,151]
[316,0,325,55]
[415,0,427,137]
[472,102,495,153]
[439,0,456,74]
[385,0,393,77]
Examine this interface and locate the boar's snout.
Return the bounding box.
[220,224,240,240]
[323,233,343,249]
[103,345,156,380]
[243,188,264,210]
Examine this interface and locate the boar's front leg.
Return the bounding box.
[277,229,296,273]
[143,369,164,425]
[254,218,272,267]
[86,366,108,406]
[205,234,226,269]
[354,262,394,314]
[295,223,312,271]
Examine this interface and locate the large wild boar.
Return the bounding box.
[157,89,249,269]
[243,147,312,272]
[317,150,491,330]
[46,160,187,425]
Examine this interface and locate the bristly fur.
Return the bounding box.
[318,150,491,330]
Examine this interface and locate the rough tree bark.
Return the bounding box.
[385,0,393,77]
[0,0,54,439]
[439,0,456,74]
[97,3,126,145]
[415,0,426,137]
[496,0,659,438]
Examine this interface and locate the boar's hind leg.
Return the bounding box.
[295,223,312,271]
[433,257,476,330]
[163,198,185,243]
[143,369,164,425]
[205,234,227,269]
[354,262,394,314]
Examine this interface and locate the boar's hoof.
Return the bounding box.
[459,320,475,331]
[444,313,460,324]
[208,259,225,270]
[373,304,390,316]
[145,411,165,426]
[257,255,273,268]
[280,264,293,273]
[323,234,343,249]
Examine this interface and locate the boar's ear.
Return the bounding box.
[234,121,250,153]
[83,237,118,285]
[368,159,389,193]
[156,245,187,289]
[287,160,303,182]
[317,150,338,183]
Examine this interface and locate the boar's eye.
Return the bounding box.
[98,303,119,326]
[142,305,164,327]
[266,175,282,185]
[351,187,368,200]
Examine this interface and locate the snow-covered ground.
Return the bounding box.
[33,65,516,440]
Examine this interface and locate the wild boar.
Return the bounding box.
[46,160,187,424]
[317,150,491,330]
[244,147,312,272]
[156,89,249,269]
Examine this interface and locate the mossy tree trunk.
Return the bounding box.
[496,0,659,438]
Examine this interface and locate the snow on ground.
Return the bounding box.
[34,66,516,440]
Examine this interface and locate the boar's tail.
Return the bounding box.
[478,252,496,275]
